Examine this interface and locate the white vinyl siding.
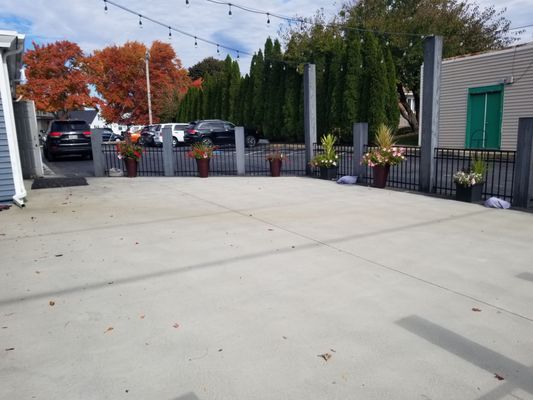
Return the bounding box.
[438,43,533,150]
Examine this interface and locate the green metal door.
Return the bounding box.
[466,85,503,149]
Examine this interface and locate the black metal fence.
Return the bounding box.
[433,148,516,201]
[173,144,237,176]
[362,145,421,190]
[246,143,307,176]
[312,143,355,177]
[102,143,164,176]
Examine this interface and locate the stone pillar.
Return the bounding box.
[512,118,533,208]
[304,63,317,176]
[162,127,174,177]
[353,123,368,179]
[419,35,443,192]
[235,126,245,176]
[91,129,105,177]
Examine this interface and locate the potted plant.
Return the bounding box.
[310,133,339,180]
[453,157,486,202]
[265,150,286,177]
[116,135,143,178]
[187,142,217,178]
[361,124,406,188]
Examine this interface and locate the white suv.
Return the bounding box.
[154,123,189,147]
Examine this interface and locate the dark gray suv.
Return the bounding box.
[184,120,260,147]
[43,120,92,161]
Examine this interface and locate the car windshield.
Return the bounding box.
[51,121,90,132]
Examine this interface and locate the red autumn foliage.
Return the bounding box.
[20,41,95,117]
[86,41,190,125]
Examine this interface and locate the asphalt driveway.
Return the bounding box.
[1,177,532,400]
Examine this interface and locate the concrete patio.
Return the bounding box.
[1,177,532,400]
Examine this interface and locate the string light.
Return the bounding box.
[104,0,108,13]
[237,50,240,59]
[194,36,198,48]
[168,26,172,39]
[267,13,270,25]
[138,15,143,28]
[340,65,344,72]
[228,3,232,16]
[409,41,413,47]
[185,0,189,6]
[217,44,220,54]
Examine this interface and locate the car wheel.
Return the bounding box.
[172,137,179,148]
[201,137,214,146]
[245,135,257,148]
[44,148,55,162]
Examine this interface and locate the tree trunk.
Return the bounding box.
[397,83,418,133]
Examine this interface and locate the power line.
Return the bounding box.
[509,23,533,31]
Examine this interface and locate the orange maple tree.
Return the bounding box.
[87,41,190,125]
[20,41,95,118]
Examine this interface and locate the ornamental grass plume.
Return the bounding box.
[309,133,339,168]
[187,142,217,159]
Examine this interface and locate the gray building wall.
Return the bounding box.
[438,43,533,150]
[0,89,15,201]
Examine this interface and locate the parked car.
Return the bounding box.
[138,125,159,146]
[183,120,260,147]
[154,123,188,147]
[43,120,92,161]
[93,127,121,142]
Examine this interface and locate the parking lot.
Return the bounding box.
[1,177,532,399]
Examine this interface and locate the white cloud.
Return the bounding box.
[1,0,532,73]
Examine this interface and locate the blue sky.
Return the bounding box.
[1,0,532,72]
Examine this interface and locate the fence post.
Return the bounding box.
[162,127,174,176]
[419,35,443,192]
[235,126,245,176]
[353,123,368,179]
[91,130,105,177]
[512,118,533,208]
[304,63,317,176]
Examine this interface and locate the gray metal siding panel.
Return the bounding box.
[438,45,533,150]
[0,88,15,202]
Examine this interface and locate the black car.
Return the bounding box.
[43,120,92,161]
[138,125,159,147]
[183,120,260,147]
[93,127,120,142]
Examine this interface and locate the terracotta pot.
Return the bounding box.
[196,158,210,178]
[124,158,138,178]
[455,183,483,202]
[319,166,338,180]
[372,165,390,188]
[269,159,282,177]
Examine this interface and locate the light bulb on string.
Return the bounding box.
[228,4,232,17]
[217,44,220,54]
[168,27,172,40]
[282,65,286,71]
[403,51,407,57]
[138,15,143,29]
[237,51,240,59]
[104,0,108,14]
[459,41,464,47]
[409,41,413,47]
[267,13,270,26]
[194,37,198,48]
[385,40,389,46]
[340,65,344,72]
[185,0,190,7]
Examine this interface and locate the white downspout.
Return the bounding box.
[2,42,26,207]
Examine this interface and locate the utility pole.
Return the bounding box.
[145,49,153,125]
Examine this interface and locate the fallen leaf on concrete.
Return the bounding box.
[5,348,14,351]
[49,301,55,306]
[318,353,332,362]
[282,336,287,340]
[35,271,40,274]
[218,348,223,352]
[268,228,274,231]
[108,281,114,285]
[172,323,179,329]
[105,327,114,333]
[135,242,139,245]
[494,373,504,381]
[55,254,63,257]
[330,348,336,353]
[472,308,482,312]
[140,315,145,319]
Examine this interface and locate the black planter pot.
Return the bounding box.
[455,183,483,202]
[319,166,338,180]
